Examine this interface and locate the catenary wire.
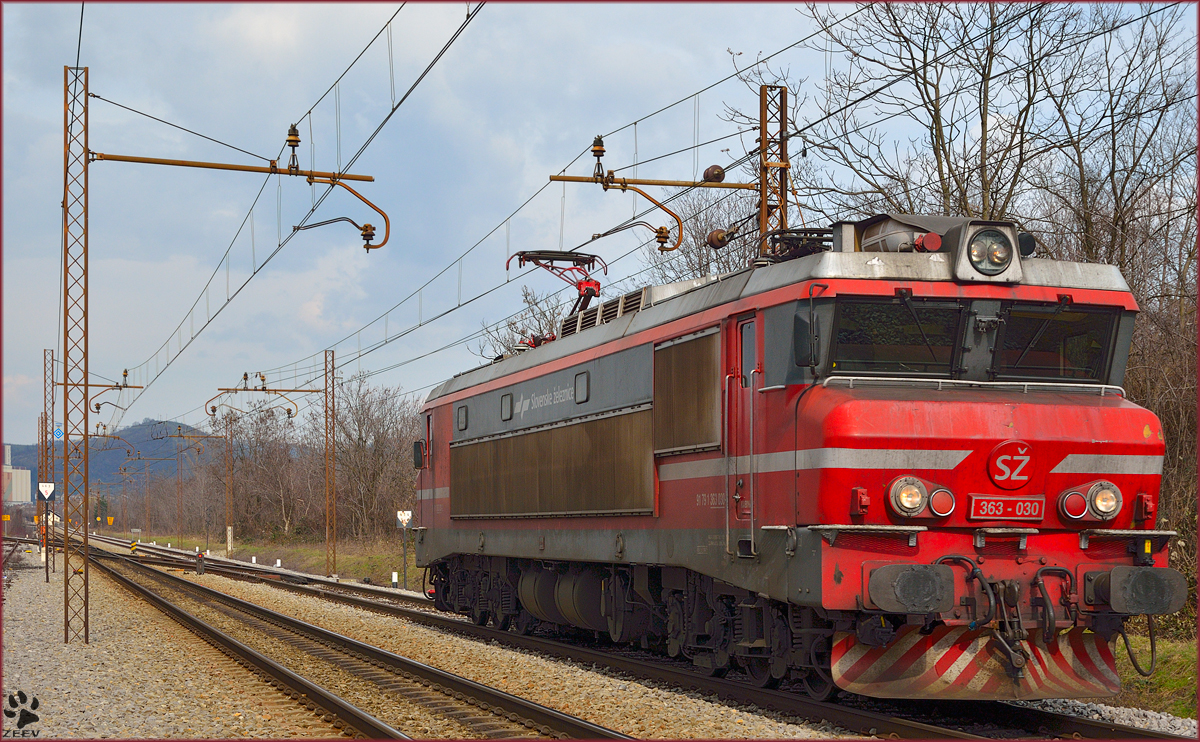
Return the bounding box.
[280,71,1197,412]
[151,0,1182,413]
[107,3,416,419]
[186,186,744,425]
[299,4,406,121]
[106,4,483,429]
[88,94,273,162]
[74,2,85,67]
[251,6,873,382]
[268,5,1050,381]
[607,2,1185,227]
[268,186,747,421]
[124,4,1183,427]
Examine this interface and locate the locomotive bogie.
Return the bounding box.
[428,553,831,689]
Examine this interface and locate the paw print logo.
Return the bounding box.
[4,691,40,729]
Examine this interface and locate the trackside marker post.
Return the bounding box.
[397,510,412,590]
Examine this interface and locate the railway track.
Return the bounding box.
[93,550,629,740]
[2,541,23,569]
[88,536,1192,740]
[90,555,404,739]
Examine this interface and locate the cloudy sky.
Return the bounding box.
[4,2,832,444]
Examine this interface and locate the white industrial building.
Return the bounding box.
[3,445,32,503]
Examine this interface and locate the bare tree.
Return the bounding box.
[238,404,311,537]
[638,187,761,284]
[326,374,422,540]
[775,3,1102,222]
[471,285,567,360]
[706,2,1197,634]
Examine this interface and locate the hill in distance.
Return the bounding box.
[7,418,211,486]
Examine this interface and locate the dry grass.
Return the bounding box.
[1109,634,1197,719]
[213,534,420,588]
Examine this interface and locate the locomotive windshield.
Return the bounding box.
[819,297,1122,383]
[829,299,963,376]
[993,304,1119,382]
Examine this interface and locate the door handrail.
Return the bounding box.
[746,368,761,557]
[723,373,737,556]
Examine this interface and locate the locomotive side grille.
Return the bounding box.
[579,305,600,330]
[833,533,917,556]
[557,288,647,339]
[653,331,721,453]
[450,408,654,518]
[1082,539,1129,559]
[600,297,621,324]
[559,313,580,337]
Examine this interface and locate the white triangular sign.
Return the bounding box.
[38,482,54,497]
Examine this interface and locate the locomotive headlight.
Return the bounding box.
[967,229,1013,276]
[889,477,928,517]
[1089,482,1122,518]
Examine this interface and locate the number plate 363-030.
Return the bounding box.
[968,495,1044,520]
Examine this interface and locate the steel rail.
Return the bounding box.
[94,535,429,601]
[242,579,982,740]
[258,578,1194,741]
[90,537,1191,741]
[2,541,24,568]
[89,556,408,739]
[95,551,630,741]
[93,540,976,740]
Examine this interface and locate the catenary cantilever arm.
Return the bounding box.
[305,176,390,250]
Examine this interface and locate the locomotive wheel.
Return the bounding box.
[666,595,685,658]
[704,661,729,679]
[471,604,491,626]
[743,657,781,689]
[801,672,837,702]
[492,612,513,631]
[515,609,539,635]
[803,633,837,701]
[431,572,451,612]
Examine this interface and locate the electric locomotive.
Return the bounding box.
[412,209,1187,700]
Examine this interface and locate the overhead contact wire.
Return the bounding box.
[88,94,272,162]
[110,3,485,427]
[256,5,872,380]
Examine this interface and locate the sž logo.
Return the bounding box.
[987,440,1033,490]
[3,691,40,737]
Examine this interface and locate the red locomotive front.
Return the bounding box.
[414,212,1187,701]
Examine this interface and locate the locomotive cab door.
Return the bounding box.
[727,314,760,557]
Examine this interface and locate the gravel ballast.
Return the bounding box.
[111,562,499,739]
[1,556,344,738]
[178,571,853,739]
[1011,698,1197,738]
[182,568,1200,740]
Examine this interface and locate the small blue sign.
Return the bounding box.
[54,427,64,440]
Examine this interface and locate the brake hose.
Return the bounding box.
[935,555,995,628]
[1034,566,1075,645]
[1119,614,1157,677]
